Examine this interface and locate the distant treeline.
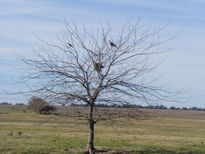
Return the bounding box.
[1,101,205,111]
[71,103,205,111]
[0,102,25,106]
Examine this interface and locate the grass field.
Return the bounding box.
[1,106,205,153]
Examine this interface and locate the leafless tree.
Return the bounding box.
[18,20,176,153]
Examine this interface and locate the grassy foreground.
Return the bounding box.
[1,109,205,153]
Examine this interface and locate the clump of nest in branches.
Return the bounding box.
[93,62,104,72]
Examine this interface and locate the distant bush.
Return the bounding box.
[17,131,23,136]
[27,96,48,111]
[27,96,56,114]
[39,105,57,114]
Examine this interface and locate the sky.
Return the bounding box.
[0,0,205,107]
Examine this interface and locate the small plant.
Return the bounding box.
[17,131,23,136]
[8,131,13,136]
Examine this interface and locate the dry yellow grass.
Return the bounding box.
[1,108,205,153]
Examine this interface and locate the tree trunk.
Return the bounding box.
[87,104,95,154]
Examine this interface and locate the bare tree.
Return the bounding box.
[18,21,176,153]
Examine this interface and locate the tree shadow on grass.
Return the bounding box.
[71,148,191,154]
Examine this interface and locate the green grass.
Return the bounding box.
[1,111,205,153]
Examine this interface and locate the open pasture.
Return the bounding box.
[1,107,205,153]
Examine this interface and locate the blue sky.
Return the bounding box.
[0,0,205,107]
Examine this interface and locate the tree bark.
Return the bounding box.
[87,103,95,154]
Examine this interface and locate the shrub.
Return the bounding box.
[17,131,23,136]
[27,96,48,111]
[39,105,56,114]
[27,96,56,114]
